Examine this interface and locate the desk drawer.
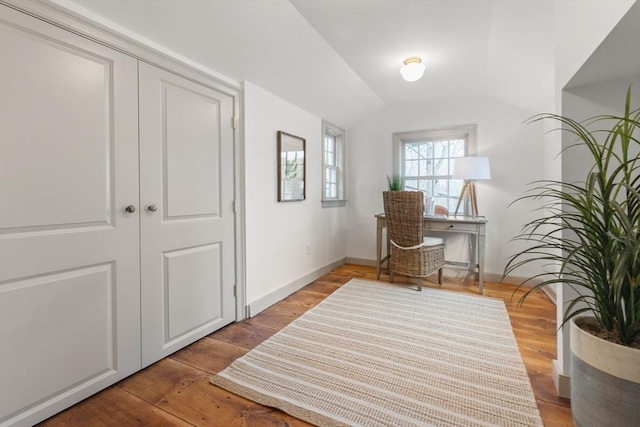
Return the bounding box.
[427,222,479,232]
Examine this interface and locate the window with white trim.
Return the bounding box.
[322,121,346,207]
[392,125,477,214]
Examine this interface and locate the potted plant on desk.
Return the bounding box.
[387,174,404,191]
[504,88,639,426]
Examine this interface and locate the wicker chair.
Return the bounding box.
[383,191,445,291]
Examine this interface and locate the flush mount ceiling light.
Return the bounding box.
[400,56,425,82]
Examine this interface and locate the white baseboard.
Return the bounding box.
[247,258,346,317]
[553,359,571,399]
[344,257,377,267]
[346,258,550,289]
[541,284,557,304]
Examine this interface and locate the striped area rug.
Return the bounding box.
[211,279,543,426]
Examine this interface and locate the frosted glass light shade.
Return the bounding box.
[400,57,425,82]
[453,156,491,180]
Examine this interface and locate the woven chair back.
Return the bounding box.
[383,191,424,248]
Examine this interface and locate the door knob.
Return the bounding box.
[148,204,158,212]
[125,205,136,213]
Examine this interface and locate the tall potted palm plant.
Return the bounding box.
[504,88,639,426]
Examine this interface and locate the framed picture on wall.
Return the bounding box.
[277,131,306,202]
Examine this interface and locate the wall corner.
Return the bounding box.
[553,358,571,399]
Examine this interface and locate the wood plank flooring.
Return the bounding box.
[39,264,573,426]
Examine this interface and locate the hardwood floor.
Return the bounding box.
[39,264,573,426]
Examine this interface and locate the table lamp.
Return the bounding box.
[452,156,491,216]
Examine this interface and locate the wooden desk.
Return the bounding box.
[375,214,488,293]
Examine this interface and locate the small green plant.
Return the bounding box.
[504,87,640,346]
[387,174,404,191]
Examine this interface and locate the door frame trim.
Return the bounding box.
[0,0,247,321]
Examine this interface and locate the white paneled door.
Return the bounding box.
[0,6,140,426]
[0,6,238,425]
[138,63,236,367]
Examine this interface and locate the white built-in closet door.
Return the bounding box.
[0,6,140,426]
[138,62,236,367]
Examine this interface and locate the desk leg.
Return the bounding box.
[376,223,383,279]
[478,231,486,294]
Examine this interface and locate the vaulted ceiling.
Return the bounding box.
[62,0,556,127]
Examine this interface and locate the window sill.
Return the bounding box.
[321,199,347,208]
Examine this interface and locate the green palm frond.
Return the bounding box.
[504,86,640,346]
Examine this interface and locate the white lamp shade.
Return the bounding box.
[453,156,491,180]
[400,61,425,82]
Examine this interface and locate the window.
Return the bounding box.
[322,121,346,207]
[392,125,477,214]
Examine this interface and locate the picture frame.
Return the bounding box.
[277,131,306,202]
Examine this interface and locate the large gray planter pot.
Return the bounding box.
[570,317,640,427]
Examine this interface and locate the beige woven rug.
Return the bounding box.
[211,279,543,426]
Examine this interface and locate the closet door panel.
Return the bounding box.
[164,244,222,340]
[139,62,235,367]
[164,84,220,217]
[0,7,140,426]
[0,266,115,422]
[0,27,110,229]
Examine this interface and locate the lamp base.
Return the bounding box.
[454,180,479,216]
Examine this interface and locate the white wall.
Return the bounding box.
[346,95,546,280]
[563,78,640,129]
[243,82,348,314]
[554,0,636,93]
[549,0,639,397]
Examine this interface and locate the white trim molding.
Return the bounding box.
[392,124,478,176]
[5,0,241,90]
[344,259,555,304]
[321,120,347,207]
[553,359,572,399]
[247,258,346,317]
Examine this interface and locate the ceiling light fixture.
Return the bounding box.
[400,56,425,82]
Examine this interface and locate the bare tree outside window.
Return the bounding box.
[392,126,476,215]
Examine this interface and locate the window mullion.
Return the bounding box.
[397,126,474,215]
